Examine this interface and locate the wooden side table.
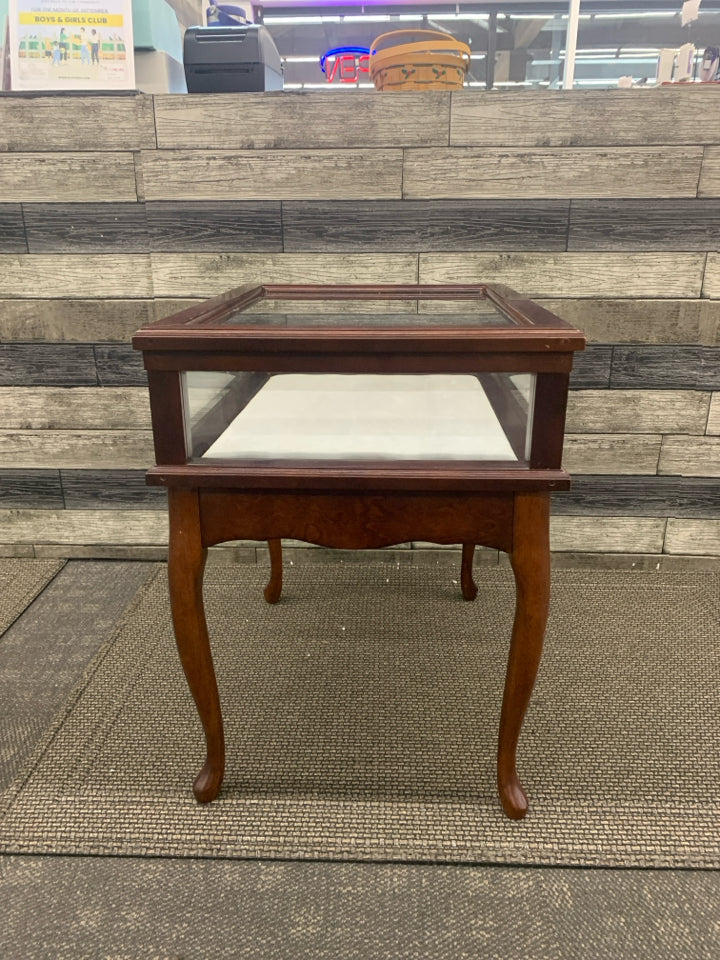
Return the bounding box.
[133,283,585,819]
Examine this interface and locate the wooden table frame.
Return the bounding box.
[133,283,585,820]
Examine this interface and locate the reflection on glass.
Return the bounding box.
[183,371,536,465]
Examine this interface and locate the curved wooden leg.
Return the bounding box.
[264,538,283,604]
[460,542,478,601]
[168,488,225,803]
[497,493,550,820]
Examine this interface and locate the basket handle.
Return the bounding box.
[370,29,471,60]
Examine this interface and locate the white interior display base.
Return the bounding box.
[201,374,517,461]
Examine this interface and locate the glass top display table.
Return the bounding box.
[133,283,585,820]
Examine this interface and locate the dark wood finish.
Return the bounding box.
[552,475,720,518]
[167,488,224,803]
[460,543,478,601]
[60,470,165,509]
[568,199,720,251]
[0,469,63,508]
[94,344,147,386]
[23,203,149,253]
[530,373,571,470]
[146,371,187,466]
[0,204,27,253]
[610,345,716,390]
[147,201,283,252]
[568,345,613,389]
[282,200,570,252]
[264,538,283,604]
[0,343,97,386]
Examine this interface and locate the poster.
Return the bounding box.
[9,0,134,91]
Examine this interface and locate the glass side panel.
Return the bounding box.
[182,371,535,465]
[204,298,518,329]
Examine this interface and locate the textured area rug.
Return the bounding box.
[1,561,718,867]
[0,559,65,637]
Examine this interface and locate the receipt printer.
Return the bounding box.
[183,25,283,93]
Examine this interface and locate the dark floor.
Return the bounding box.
[1,560,719,960]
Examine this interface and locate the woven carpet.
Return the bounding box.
[0,559,65,637]
[1,561,718,867]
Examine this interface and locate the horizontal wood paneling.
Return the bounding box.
[0,299,154,342]
[568,346,612,389]
[0,344,97,386]
[418,253,704,298]
[403,147,702,200]
[147,201,283,252]
[0,154,139,202]
[94,346,147,386]
[282,200,569,252]
[538,299,720,346]
[450,88,720,147]
[141,150,403,201]
[0,431,154,470]
[698,146,720,197]
[0,205,27,253]
[549,516,666,553]
[0,95,155,151]
[568,199,720,250]
[153,92,450,149]
[0,387,150,429]
[703,254,720,299]
[659,437,720,477]
[561,434,661,475]
[553,476,720,518]
[708,394,720,435]
[61,470,164,509]
[0,255,152,299]
[0,470,63,509]
[566,390,710,435]
[664,519,720,555]
[22,203,149,253]
[0,509,168,545]
[150,253,418,298]
[611,346,720,390]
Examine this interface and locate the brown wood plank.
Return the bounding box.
[450,88,720,147]
[561,434,662,475]
[141,149,403,201]
[0,205,27,253]
[0,255,152,298]
[568,200,720,251]
[0,431,154,469]
[0,154,139,202]
[664,519,720,556]
[147,201,283,251]
[0,387,150,429]
[419,253,704,298]
[0,299,154,342]
[566,390,710,435]
[659,437,720,477]
[23,203,149,253]
[282,200,569,251]
[0,94,155,151]
[153,92,450,149]
[699,147,720,197]
[403,147,702,200]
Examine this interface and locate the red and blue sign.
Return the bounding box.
[320,46,371,83]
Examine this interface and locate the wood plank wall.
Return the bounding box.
[1,88,719,561]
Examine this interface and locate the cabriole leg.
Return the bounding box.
[460,542,478,601]
[167,487,225,803]
[264,538,283,604]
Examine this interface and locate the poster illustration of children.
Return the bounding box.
[90,28,100,65]
[79,27,90,65]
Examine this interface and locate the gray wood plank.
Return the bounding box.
[61,470,165,509]
[0,299,154,342]
[566,390,710,435]
[708,394,720,435]
[282,200,570,252]
[703,253,720,299]
[0,205,26,253]
[562,434,661,475]
[0,509,167,545]
[0,431,154,470]
[550,516,666,553]
[418,253,704,298]
[0,470,63,509]
[0,153,139,202]
[450,88,720,146]
[147,201,283,252]
[94,346,147,387]
[0,344,97,386]
[403,147,702,200]
[664,519,720,555]
[552,476,720,518]
[153,92,450,149]
[0,387,150,429]
[0,95,155,151]
[150,253,418,298]
[140,149,403,201]
[569,346,613,389]
[610,346,720,390]
[568,200,720,251]
[659,437,720,477]
[699,147,720,197]
[0,255,152,299]
[23,203,149,253]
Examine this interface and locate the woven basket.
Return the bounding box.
[369,29,471,91]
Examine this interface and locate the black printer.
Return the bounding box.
[183,25,283,93]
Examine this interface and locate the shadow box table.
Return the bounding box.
[133,283,585,820]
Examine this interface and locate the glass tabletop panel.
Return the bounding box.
[182,370,535,465]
